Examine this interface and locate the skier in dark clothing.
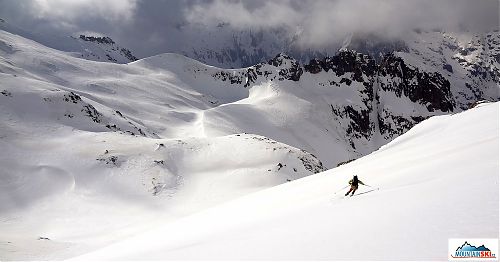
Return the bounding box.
[345,175,365,196]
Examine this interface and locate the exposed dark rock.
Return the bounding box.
[105,54,117,63]
[268,53,303,81]
[340,78,352,86]
[120,48,138,61]
[304,58,324,74]
[79,35,115,45]
[337,158,357,167]
[154,160,165,165]
[303,50,377,82]
[379,54,455,112]
[469,100,490,109]
[96,155,119,167]
[81,104,102,123]
[378,110,428,139]
[331,104,373,144]
[63,92,82,104]
[1,90,12,97]
[443,64,453,73]
[208,48,496,159]
[298,152,326,174]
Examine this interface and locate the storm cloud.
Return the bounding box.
[0,0,498,58]
[185,0,498,48]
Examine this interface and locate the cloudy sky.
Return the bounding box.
[0,0,498,58]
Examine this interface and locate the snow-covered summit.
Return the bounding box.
[74,34,137,63]
[0,18,137,64]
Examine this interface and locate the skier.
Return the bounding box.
[345,175,365,196]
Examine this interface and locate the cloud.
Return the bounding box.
[0,0,137,34]
[31,0,137,23]
[184,0,499,48]
[0,0,497,59]
[185,0,302,29]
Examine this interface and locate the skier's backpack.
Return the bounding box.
[351,176,359,187]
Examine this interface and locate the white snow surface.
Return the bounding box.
[76,102,499,260]
[0,24,498,260]
[0,18,136,64]
[0,25,326,260]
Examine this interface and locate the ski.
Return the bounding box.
[350,188,380,197]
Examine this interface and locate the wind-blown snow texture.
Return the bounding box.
[75,102,499,261]
[0,19,498,260]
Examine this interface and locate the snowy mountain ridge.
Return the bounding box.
[0,18,137,64]
[0,21,498,260]
[157,42,498,162]
[74,34,137,63]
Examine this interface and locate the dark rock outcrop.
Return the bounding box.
[208,48,496,156]
[379,54,455,112]
[79,35,115,45]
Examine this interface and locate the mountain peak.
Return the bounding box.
[456,242,491,252]
[79,34,115,45]
[0,19,137,64]
[267,53,297,66]
[74,34,137,63]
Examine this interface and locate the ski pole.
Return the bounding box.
[364,184,380,190]
[334,185,349,194]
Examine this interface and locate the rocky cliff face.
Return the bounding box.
[76,34,138,63]
[199,37,499,158]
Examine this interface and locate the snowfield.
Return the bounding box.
[0,24,329,260]
[0,21,498,260]
[75,102,499,260]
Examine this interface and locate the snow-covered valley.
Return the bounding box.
[0,29,326,259]
[0,18,498,260]
[75,101,499,261]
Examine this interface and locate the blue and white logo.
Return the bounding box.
[449,239,498,261]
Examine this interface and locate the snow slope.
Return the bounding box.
[0,26,324,260]
[0,18,137,64]
[0,24,498,260]
[75,102,499,260]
